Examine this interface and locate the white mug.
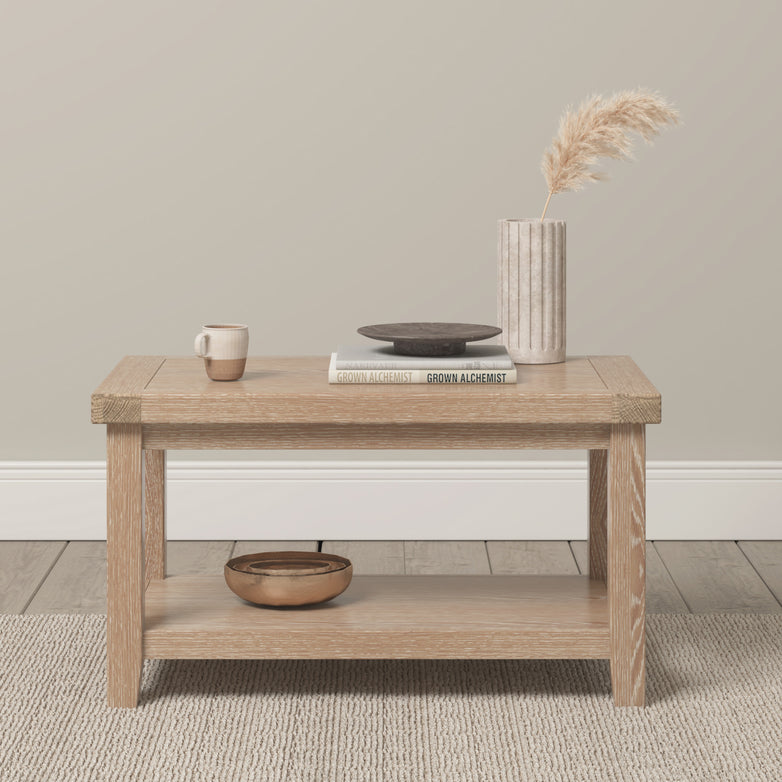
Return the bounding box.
[194,324,249,381]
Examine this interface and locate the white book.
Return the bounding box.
[334,343,514,370]
[328,354,517,384]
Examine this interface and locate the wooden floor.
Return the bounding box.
[1,540,780,615]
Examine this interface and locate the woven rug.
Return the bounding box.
[1,615,780,781]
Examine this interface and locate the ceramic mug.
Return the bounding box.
[194,324,249,381]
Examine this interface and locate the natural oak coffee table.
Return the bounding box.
[92,355,660,708]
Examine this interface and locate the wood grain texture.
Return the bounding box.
[0,541,65,613]
[588,356,661,424]
[738,541,782,606]
[404,541,490,574]
[232,541,319,557]
[571,541,689,614]
[655,541,782,613]
[25,542,106,614]
[144,450,166,581]
[589,449,608,582]
[142,423,611,450]
[144,575,609,659]
[486,541,579,575]
[322,541,405,574]
[106,355,656,425]
[608,424,646,707]
[91,356,165,424]
[92,356,662,426]
[167,541,235,575]
[106,424,144,708]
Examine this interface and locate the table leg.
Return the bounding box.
[107,423,144,707]
[608,424,646,707]
[588,449,608,582]
[144,450,166,581]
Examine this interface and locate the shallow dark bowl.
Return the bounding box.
[357,322,502,356]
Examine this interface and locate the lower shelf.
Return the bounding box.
[144,574,609,660]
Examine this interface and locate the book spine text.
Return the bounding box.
[329,369,517,384]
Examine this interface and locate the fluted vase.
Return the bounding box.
[497,218,566,364]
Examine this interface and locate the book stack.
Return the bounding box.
[328,344,516,384]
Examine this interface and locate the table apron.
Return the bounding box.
[141,423,611,450]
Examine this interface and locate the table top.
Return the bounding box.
[91,356,661,425]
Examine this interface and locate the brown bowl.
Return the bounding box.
[224,551,353,607]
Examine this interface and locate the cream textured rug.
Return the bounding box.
[1,615,781,781]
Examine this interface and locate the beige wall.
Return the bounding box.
[2,1,780,461]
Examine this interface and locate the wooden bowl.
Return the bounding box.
[224,551,353,607]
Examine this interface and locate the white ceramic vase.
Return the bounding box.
[497,218,566,364]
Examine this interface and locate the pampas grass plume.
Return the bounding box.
[540,89,679,220]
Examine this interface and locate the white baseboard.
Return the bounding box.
[0,460,780,540]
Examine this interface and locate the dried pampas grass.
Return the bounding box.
[540,89,679,219]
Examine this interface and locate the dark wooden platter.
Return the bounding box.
[357,322,502,356]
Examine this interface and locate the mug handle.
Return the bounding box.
[194,332,209,358]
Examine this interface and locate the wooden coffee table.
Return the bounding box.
[92,355,660,708]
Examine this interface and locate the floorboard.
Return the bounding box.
[737,541,782,606]
[25,542,106,614]
[404,541,490,574]
[321,541,405,574]
[570,540,689,614]
[487,541,579,574]
[14,540,782,614]
[0,541,65,614]
[167,541,235,575]
[232,541,318,557]
[655,541,781,613]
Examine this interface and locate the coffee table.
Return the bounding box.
[92,355,660,708]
